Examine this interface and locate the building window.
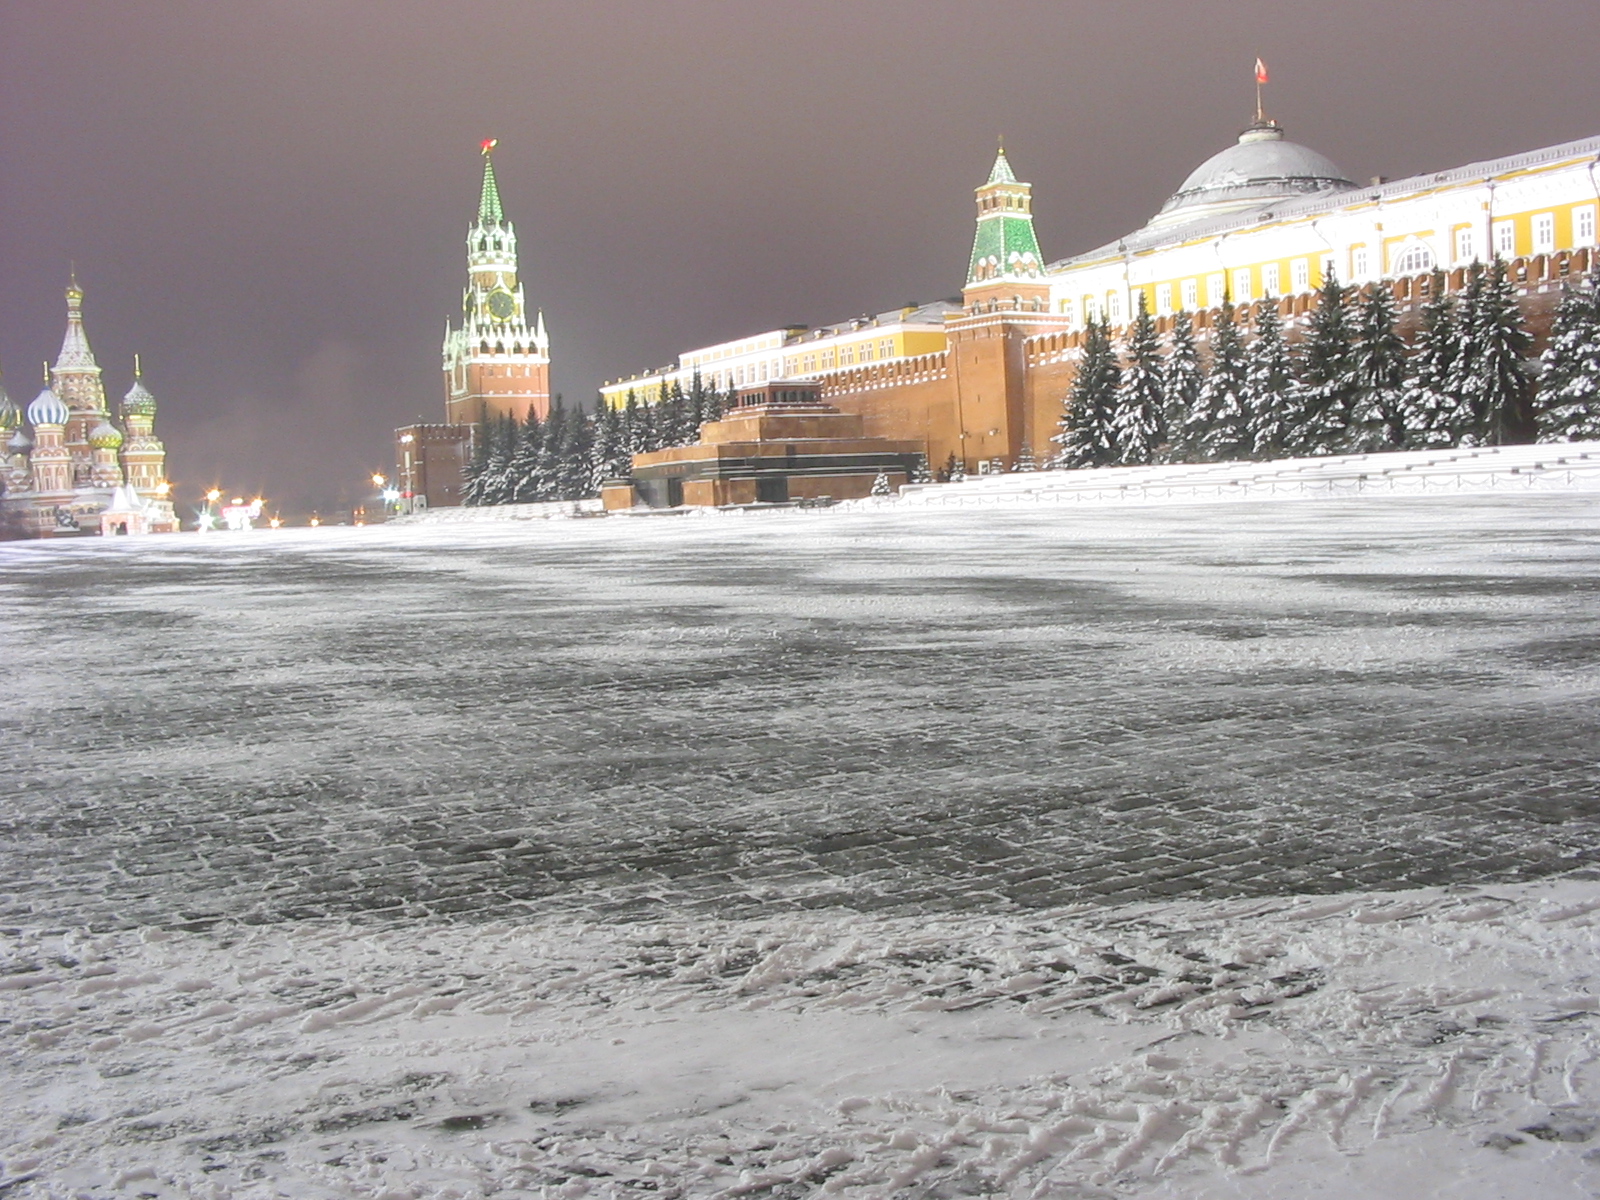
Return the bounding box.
[1207,273,1225,306]
[1455,227,1476,263]
[1060,298,1076,324]
[879,338,894,359]
[1291,258,1310,292]
[1494,220,1516,257]
[1232,268,1252,302]
[1533,212,1556,254]
[1350,247,1370,279]
[1181,278,1199,311]
[1106,292,1123,323]
[1392,241,1435,274]
[1155,283,1173,315]
[1262,263,1281,296]
[1577,206,1597,247]
[841,346,853,366]
[1083,296,1098,321]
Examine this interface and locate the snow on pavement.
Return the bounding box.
[3,882,1600,1197]
[3,492,1600,1196]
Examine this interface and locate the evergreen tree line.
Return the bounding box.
[461,373,733,506]
[1052,260,1600,470]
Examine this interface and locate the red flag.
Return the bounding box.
[480,138,498,155]
[1255,58,1269,84]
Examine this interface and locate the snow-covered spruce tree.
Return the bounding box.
[1244,298,1294,460]
[1184,297,1251,462]
[460,418,493,505]
[686,369,712,433]
[530,401,566,500]
[1444,263,1488,444]
[937,451,958,482]
[1537,267,1600,441]
[910,453,933,483]
[1112,293,1165,464]
[506,409,545,502]
[1051,314,1119,468]
[1397,272,1463,448]
[948,454,967,483]
[1288,271,1358,455]
[870,470,892,497]
[589,396,627,491]
[1012,442,1038,472]
[623,391,652,456]
[1473,260,1538,444]
[479,415,517,505]
[559,405,597,499]
[1345,284,1409,452]
[1160,309,1203,461]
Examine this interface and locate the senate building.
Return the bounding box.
[601,112,1600,478]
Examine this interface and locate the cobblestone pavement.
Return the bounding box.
[2,493,1598,931]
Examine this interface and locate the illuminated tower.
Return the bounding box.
[120,360,168,500]
[442,140,551,425]
[947,144,1068,472]
[50,274,110,487]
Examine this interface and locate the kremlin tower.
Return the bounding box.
[442,139,551,425]
[395,141,551,509]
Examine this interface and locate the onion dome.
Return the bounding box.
[8,426,32,453]
[0,384,17,432]
[1148,121,1356,229]
[123,376,157,418]
[88,418,124,449]
[28,386,69,427]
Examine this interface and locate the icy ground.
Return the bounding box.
[2,493,1600,1197]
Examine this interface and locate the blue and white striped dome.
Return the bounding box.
[28,387,69,427]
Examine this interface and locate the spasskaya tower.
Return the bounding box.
[442,139,551,425]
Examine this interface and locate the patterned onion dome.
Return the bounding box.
[88,418,124,449]
[27,386,69,427]
[122,377,157,418]
[0,385,18,432]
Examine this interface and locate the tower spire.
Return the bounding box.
[478,138,504,225]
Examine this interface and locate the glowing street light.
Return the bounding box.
[372,473,387,488]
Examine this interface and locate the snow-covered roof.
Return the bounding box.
[1148,122,1355,229]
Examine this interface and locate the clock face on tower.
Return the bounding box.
[486,289,515,320]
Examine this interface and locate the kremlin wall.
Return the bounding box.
[592,118,1600,491]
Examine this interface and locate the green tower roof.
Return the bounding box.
[967,150,1043,285]
[478,151,504,225]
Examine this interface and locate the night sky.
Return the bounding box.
[3,1,1599,515]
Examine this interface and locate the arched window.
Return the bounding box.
[1391,241,1436,275]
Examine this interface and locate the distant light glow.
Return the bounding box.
[372,473,387,487]
[205,488,221,502]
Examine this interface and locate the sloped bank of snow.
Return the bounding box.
[5,879,1599,1198]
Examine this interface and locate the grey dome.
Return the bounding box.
[1149,122,1356,229]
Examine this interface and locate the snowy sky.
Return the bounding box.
[3,0,1600,512]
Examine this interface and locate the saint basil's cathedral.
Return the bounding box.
[0,278,175,537]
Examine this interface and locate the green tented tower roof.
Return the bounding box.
[967,149,1044,285]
